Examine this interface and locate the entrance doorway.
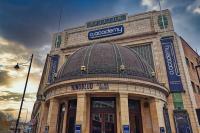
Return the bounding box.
[90,97,116,133]
[128,100,143,133]
[66,99,77,133]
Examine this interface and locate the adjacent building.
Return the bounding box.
[31,9,200,133]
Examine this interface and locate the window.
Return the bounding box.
[185,57,190,67]
[191,81,196,93]
[197,85,200,94]
[163,106,172,133]
[196,109,200,125]
[196,58,199,64]
[172,93,184,110]
[129,44,154,70]
[191,62,195,69]
[55,35,62,48]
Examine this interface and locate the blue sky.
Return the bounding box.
[0,0,199,49]
[0,0,200,120]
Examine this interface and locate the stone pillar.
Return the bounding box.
[76,93,87,133]
[47,98,59,133]
[62,102,68,133]
[149,99,165,133]
[119,93,130,132]
[140,101,153,133]
[38,101,49,133]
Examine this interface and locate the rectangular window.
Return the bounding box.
[196,58,199,64]
[191,62,195,69]
[163,107,172,133]
[185,57,190,67]
[191,81,196,93]
[55,35,62,48]
[129,44,154,70]
[196,109,200,125]
[197,85,200,94]
[174,110,193,133]
[172,93,184,110]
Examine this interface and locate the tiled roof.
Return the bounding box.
[55,43,155,82]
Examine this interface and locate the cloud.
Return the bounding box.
[193,7,200,14]
[0,36,43,98]
[187,1,200,15]
[141,0,159,10]
[2,108,16,112]
[0,0,61,48]
[0,70,13,87]
[0,91,36,102]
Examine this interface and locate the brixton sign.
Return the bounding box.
[71,83,93,90]
[88,25,124,40]
[86,14,127,28]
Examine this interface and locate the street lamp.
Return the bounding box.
[14,54,33,133]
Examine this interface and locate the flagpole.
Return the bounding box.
[158,0,166,32]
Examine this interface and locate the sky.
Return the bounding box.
[0,0,200,121]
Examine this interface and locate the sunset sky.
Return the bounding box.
[0,0,200,121]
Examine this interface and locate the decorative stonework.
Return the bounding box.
[44,81,168,102]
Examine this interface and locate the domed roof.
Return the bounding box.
[55,43,155,82]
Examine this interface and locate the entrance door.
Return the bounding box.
[128,100,143,133]
[91,97,116,133]
[66,99,77,133]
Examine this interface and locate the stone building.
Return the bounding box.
[31,9,200,133]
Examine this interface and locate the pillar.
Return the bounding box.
[38,101,49,133]
[47,98,59,133]
[140,100,153,133]
[119,93,130,132]
[75,93,87,133]
[62,102,68,133]
[149,99,165,133]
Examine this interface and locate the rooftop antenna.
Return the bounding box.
[55,0,64,46]
[57,1,64,33]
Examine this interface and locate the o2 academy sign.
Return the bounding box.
[87,14,127,40]
[88,25,124,40]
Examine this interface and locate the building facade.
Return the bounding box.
[31,10,200,133]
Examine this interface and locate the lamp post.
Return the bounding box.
[14,54,33,133]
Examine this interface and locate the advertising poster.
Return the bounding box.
[160,37,184,92]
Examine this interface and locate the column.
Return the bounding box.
[62,102,68,133]
[140,100,153,133]
[119,93,130,132]
[38,101,49,133]
[149,99,165,133]
[47,98,59,133]
[75,93,87,133]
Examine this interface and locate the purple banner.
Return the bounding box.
[48,55,59,83]
[161,37,184,92]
